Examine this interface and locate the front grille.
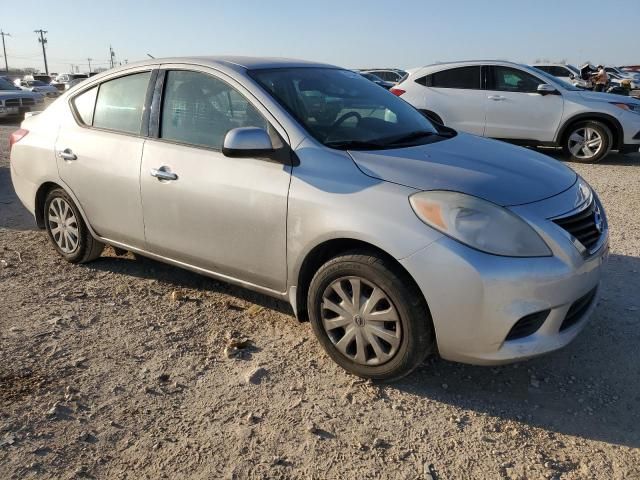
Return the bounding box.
[553,199,603,251]
[21,98,35,106]
[560,288,597,331]
[5,99,19,107]
[505,310,550,341]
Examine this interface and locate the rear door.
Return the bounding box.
[484,65,563,141]
[55,68,155,248]
[419,65,486,135]
[139,67,291,292]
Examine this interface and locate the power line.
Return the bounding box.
[0,30,10,72]
[34,29,49,75]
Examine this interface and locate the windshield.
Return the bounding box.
[566,65,580,75]
[533,69,582,91]
[30,80,48,86]
[70,74,88,80]
[249,67,441,149]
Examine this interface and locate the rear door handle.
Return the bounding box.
[488,95,506,101]
[150,166,178,181]
[57,148,77,161]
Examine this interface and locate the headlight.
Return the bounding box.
[409,191,552,257]
[611,102,640,115]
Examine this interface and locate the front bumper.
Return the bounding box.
[400,186,609,365]
[402,236,607,365]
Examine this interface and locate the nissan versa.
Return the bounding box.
[9,57,609,380]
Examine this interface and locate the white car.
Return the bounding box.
[532,63,590,88]
[20,79,60,98]
[605,66,640,82]
[392,60,640,162]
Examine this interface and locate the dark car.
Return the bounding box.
[359,72,395,90]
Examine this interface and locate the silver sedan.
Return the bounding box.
[9,57,608,380]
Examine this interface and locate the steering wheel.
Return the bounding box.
[331,111,361,129]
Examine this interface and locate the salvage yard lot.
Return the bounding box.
[1,113,639,479]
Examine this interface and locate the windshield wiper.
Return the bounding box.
[324,139,387,150]
[382,130,438,145]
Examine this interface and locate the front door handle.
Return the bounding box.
[150,166,178,181]
[488,95,506,101]
[57,148,77,161]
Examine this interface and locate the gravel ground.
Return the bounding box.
[1,112,639,479]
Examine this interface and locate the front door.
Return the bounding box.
[140,68,291,292]
[484,65,564,141]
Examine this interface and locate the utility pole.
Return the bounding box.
[34,29,49,75]
[109,45,115,68]
[87,57,92,73]
[0,30,10,72]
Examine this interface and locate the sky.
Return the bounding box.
[1,0,638,74]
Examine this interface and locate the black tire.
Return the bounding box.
[307,251,434,381]
[562,120,612,163]
[44,188,104,263]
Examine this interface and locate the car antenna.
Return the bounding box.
[146,53,155,59]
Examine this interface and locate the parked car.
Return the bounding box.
[19,79,60,98]
[359,72,395,89]
[605,71,638,90]
[0,76,45,118]
[52,73,89,91]
[531,63,590,88]
[605,66,640,82]
[10,57,609,380]
[66,78,88,89]
[360,68,408,84]
[392,60,640,162]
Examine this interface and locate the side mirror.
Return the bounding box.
[569,73,575,80]
[222,127,274,158]
[537,84,558,95]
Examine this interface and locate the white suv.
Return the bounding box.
[392,60,640,163]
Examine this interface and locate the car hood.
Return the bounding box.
[577,90,640,104]
[347,133,577,206]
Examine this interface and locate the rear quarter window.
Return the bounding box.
[71,86,98,125]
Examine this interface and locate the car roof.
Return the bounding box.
[531,63,574,67]
[119,56,338,72]
[409,60,542,78]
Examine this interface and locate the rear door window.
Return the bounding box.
[93,72,151,134]
[423,66,481,89]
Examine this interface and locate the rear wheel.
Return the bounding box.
[44,188,104,263]
[307,251,434,381]
[563,121,612,163]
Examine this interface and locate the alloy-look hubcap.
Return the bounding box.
[48,198,79,253]
[321,276,402,366]
[568,127,603,159]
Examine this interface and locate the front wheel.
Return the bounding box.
[307,251,434,381]
[563,121,612,163]
[44,188,104,263]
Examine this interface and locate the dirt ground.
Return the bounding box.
[1,111,639,480]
